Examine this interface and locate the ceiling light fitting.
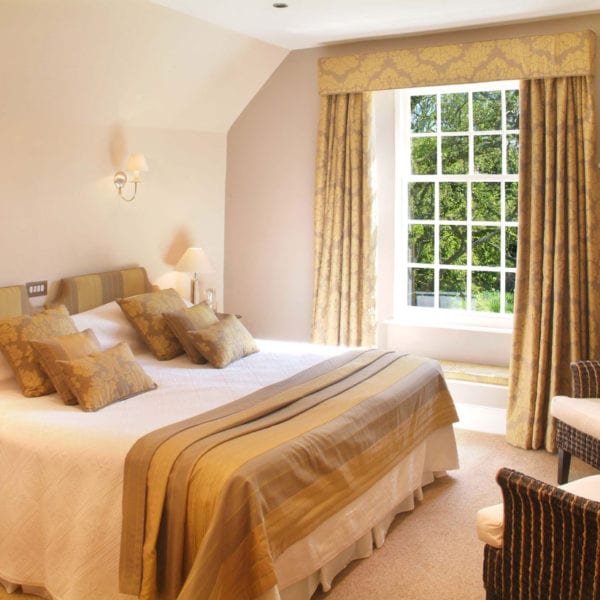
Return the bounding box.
[272,2,288,8]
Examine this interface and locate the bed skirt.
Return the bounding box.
[262,424,458,600]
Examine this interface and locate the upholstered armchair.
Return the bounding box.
[551,360,600,484]
[479,468,600,600]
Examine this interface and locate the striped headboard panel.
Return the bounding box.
[0,285,33,318]
[52,267,155,314]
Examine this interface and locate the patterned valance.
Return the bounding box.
[318,30,596,95]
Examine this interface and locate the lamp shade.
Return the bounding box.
[176,247,214,274]
[125,153,149,172]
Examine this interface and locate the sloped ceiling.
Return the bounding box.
[0,0,288,135]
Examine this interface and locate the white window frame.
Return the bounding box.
[393,80,519,330]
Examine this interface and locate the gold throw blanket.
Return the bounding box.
[120,350,458,600]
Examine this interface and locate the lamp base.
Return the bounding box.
[191,278,200,304]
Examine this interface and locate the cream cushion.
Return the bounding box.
[476,474,600,548]
[550,395,600,438]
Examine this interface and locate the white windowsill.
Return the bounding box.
[381,313,512,367]
[385,310,513,335]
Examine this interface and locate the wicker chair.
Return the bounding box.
[552,360,600,484]
[482,467,600,600]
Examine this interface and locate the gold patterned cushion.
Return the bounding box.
[31,329,101,405]
[57,342,157,411]
[0,306,78,397]
[117,289,186,360]
[163,302,219,364]
[186,315,258,368]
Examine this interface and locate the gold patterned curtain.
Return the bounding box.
[312,30,595,351]
[506,76,600,451]
[312,92,376,346]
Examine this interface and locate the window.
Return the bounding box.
[395,81,519,320]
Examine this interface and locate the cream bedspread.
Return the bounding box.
[0,337,343,600]
[0,302,459,600]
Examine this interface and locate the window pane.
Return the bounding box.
[409,182,435,219]
[472,182,501,221]
[411,95,437,133]
[474,134,501,174]
[472,271,501,313]
[399,82,519,317]
[442,136,468,174]
[408,224,434,263]
[473,91,501,131]
[506,89,519,130]
[507,134,519,174]
[441,93,468,132]
[440,182,467,221]
[506,226,518,268]
[407,268,434,307]
[505,272,516,314]
[440,225,467,265]
[505,182,518,221]
[472,226,501,266]
[440,269,466,309]
[411,137,437,174]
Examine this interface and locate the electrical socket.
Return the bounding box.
[26,280,48,298]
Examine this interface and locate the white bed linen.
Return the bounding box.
[0,303,458,600]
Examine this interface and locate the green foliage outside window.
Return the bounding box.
[405,83,519,315]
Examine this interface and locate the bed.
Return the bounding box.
[0,267,459,600]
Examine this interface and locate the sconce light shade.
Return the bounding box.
[114,153,149,202]
[176,247,215,305]
[126,153,149,175]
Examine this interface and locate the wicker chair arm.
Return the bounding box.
[490,467,600,600]
[571,360,600,398]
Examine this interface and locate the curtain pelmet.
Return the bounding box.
[318,31,595,95]
[506,75,600,451]
[312,93,376,346]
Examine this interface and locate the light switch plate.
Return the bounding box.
[26,280,48,297]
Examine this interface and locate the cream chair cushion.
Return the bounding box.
[550,395,600,438]
[476,474,600,548]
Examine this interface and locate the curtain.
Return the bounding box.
[312,92,376,346]
[506,76,600,451]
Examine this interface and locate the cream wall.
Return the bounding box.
[225,14,600,348]
[0,0,287,305]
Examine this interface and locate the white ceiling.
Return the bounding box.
[150,0,600,50]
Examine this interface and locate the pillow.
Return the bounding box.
[0,306,78,396]
[117,289,187,360]
[31,329,101,405]
[57,342,157,411]
[163,302,219,364]
[186,315,258,368]
[71,300,146,353]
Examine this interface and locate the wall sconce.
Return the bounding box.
[175,247,216,306]
[113,153,149,202]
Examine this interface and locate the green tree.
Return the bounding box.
[407,86,519,313]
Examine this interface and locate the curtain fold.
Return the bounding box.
[506,75,600,451]
[312,92,376,346]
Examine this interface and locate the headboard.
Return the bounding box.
[0,285,33,318]
[52,267,155,314]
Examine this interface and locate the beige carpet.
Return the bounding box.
[0,428,595,600]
